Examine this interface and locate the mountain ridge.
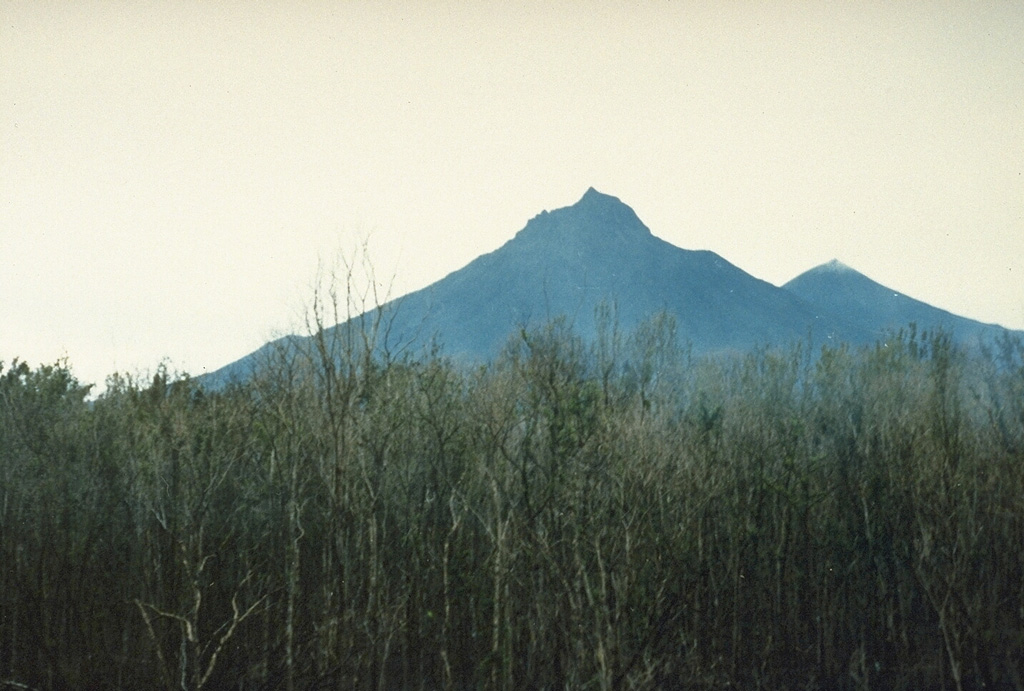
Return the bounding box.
[204,190,1017,384]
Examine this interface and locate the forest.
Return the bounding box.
[2,303,1023,690]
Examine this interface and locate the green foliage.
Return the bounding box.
[2,322,1024,689]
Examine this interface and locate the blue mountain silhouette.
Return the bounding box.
[205,189,1016,383]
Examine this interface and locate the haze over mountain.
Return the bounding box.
[206,190,1017,384]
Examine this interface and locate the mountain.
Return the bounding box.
[356,188,866,356]
[204,189,1011,384]
[783,259,1012,349]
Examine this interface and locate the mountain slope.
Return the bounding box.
[783,259,1012,348]
[211,190,1002,384]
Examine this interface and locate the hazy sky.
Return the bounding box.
[3,1,1023,388]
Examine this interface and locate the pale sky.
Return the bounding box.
[3,1,1023,389]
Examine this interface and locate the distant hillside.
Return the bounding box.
[783,259,1013,349]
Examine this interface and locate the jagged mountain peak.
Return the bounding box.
[577,186,623,207]
[569,187,650,233]
[512,187,652,249]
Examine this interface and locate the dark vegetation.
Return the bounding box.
[3,298,1024,689]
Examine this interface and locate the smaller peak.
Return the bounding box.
[783,258,863,289]
[817,258,855,273]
